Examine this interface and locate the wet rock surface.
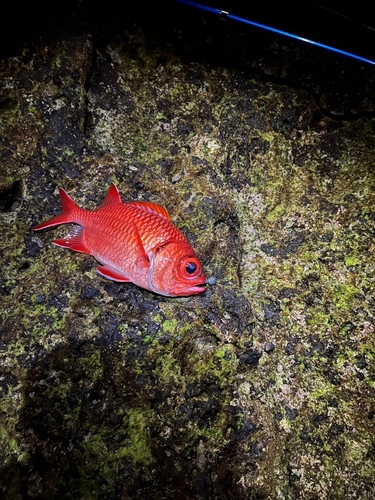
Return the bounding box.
[1,2,375,499]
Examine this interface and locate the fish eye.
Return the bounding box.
[185,262,197,274]
[179,257,201,278]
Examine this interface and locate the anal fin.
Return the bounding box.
[97,264,131,282]
[52,226,90,254]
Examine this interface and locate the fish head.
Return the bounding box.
[148,240,206,297]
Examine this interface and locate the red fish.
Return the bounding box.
[32,184,206,297]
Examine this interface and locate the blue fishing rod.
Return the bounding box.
[174,0,375,66]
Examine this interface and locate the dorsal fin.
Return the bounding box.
[128,201,171,220]
[97,183,122,209]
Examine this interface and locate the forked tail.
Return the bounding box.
[32,188,82,230]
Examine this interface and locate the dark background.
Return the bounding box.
[3,0,375,64]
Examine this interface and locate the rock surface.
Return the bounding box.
[1,2,375,499]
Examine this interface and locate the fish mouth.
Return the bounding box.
[183,278,207,295]
[186,275,217,295]
[185,283,206,295]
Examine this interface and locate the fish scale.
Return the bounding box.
[83,209,143,265]
[32,183,206,297]
[118,204,187,252]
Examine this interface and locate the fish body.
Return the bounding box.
[32,184,206,297]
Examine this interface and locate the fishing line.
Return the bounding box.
[174,0,375,65]
[315,3,375,34]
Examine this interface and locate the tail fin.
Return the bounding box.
[32,188,81,231]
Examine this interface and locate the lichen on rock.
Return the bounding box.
[1,7,375,499]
